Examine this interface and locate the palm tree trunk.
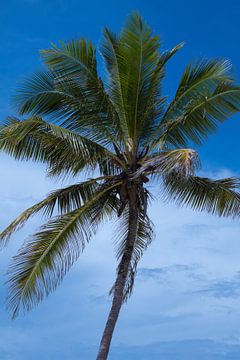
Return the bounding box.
[96,188,138,360]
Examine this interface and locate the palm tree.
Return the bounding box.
[1,12,240,359]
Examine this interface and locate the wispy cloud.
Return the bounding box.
[193,273,240,299]
[138,263,201,281]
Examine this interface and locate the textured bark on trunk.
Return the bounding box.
[96,187,138,360]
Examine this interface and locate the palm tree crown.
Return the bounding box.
[1,12,240,359]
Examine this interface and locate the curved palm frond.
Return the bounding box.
[0,117,123,177]
[152,83,240,148]
[7,182,121,318]
[163,174,240,217]
[124,209,154,300]
[14,71,121,151]
[14,71,104,139]
[165,58,233,118]
[146,59,235,150]
[14,71,68,116]
[40,39,124,145]
[41,38,97,78]
[0,177,113,247]
[14,69,119,147]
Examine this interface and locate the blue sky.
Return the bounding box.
[1,0,240,359]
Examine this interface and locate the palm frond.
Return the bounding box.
[14,71,101,133]
[164,174,240,217]
[146,59,233,148]
[7,182,120,318]
[126,211,153,299]
[165,58,233,119]
[40,39,123,145]
[0,117,122,177]
[154,84,240,148]
[0,177,112,247]
[100,28,130,143]
[14,71,67,116]
[41,38,97,76]
[119,12,160,144]
[159,42,185,67]
[139,43,184,144]
[133,148,200,180]
[143,42,184,108]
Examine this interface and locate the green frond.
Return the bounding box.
[15,71,116,146]
[40,39,124,145]
[100,28,130,142]
[101,12,163,148]
[7,183,120,318]
[166,58,232,118]
[160,84,240,147]
[0,117,121,177]
[14,71,101,132]
[41,38,97,78]
[0,177,110,247]
[139,43,184,148]
[147,59,234,149]
[143,41,184,106]
[159,42,185,66]
[14,71,66,116]
[119,12,160,144]
[164,174,240,217]
[174,58,232,100]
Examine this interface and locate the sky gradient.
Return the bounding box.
[1,1,240,359]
